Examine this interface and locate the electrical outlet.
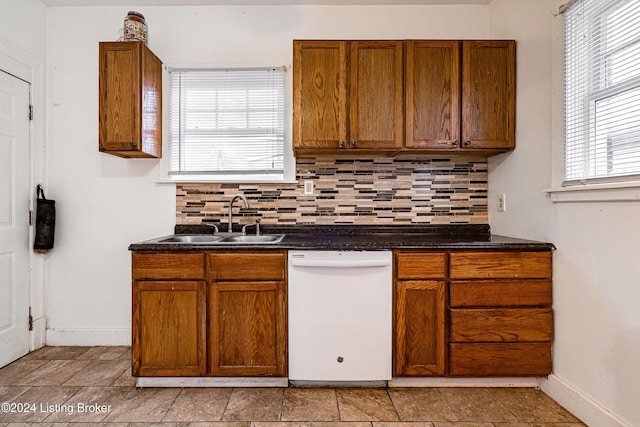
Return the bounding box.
[498,193,507,212]
[304,180,314,195]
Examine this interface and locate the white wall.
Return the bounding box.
[43,4,489,345]
[487,1,640,426]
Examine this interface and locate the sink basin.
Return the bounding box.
[220,234,285,244]
[160,235,224,243]
[156,234,285,244]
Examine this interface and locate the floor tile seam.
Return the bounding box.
[431,387,462,423]
[383,388,402,422]
[41,385,109,424]
[483,387,528,423]
[160,386,186,423]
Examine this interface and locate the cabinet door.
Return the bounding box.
[132,280,207,376]
[99,41,162,158]
[461,40,516,149]
[405,40,461,149]
[293,40,348,150]
[209,281,286,376]
[349,41,404,149]
[395,280,446,376]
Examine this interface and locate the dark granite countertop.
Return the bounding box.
[129,225,555,251]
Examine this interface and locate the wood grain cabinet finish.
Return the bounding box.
[132,253,207,376]
[293,40,404,152]
[131,250,287,378]
[394,251,447,376]
[449,250,553,377]
[209,251,287,377]
[461,41,516,150]
[99,41,162,158]
[406,40,515,151]
[295,39,515,155]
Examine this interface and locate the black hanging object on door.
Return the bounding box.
[34,184,55,253]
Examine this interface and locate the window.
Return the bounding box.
[169,67,285,180]
[564,0,640,185]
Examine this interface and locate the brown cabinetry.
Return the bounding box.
[99,41,162,158]
[131,250,287,378]
[209,251,287,376]
[394,251,447,376]
[293,40,404,152]
[294,39,515,155]
[132,253,207,376]
[406,40,515,151]
[449,251,553,376]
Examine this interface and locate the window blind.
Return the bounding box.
[564,0,640,184]
[169,67,285,176]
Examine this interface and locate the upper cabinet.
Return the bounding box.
[461,41,516,150]
[294,39,516,156]
[405,40,461,150]
[293,40,404,151]
[99,42,162,158]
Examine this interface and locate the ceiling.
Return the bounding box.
[41,0,490,6]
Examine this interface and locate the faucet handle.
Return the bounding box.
[241,219,261,235]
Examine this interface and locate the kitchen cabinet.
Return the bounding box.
[394,251,447,376]
[131,250,286,377]
[208,251,287,377]
[99,41,162,158]
[449,251,553,376]
[131,253,207,376]
[294,39,515,155]
[405,40,516,151]
[293,40,404,151]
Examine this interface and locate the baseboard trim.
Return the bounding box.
[137,377,289,388]
[388,377,539,388]
[539,374,632,427]
[45,328,131,346]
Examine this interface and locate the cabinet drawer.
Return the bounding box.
[209,251,286,281]
[132,252,205,280]
[450,342,552,376]
[450,280,552,307]
[450,308,553,342]
[395,251,446,279]
[450,251,551,279]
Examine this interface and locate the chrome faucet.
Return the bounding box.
[227,194,250,232]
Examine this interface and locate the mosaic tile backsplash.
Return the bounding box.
[176,156,488,226]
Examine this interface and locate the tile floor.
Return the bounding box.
[0,346,585,426]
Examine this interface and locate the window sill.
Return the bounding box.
[156,174,297,185]
[545,181,640,202]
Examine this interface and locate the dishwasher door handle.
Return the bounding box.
[290,259,391,268]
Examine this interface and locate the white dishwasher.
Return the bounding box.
[288,250,392,384]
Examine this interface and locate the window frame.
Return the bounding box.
[163,65,296,184]
[562,0,640,186]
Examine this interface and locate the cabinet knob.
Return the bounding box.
[130,142,137,149]
[351,141,358,147]
[452,140,460,147]
[464,140,472,146]
[337,356,344,363]
[340,141,346,148]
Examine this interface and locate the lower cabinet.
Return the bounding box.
[209,252,287,376]
[449,251,553,377]
[131,250,286,377]
[393,249,554,378]
[131,252,207,376]
[394,251,447,376]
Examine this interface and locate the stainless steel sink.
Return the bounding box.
[220,234,285,244]
[160,235,224,243]
[157,233,284,244]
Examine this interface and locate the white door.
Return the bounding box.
[0,70,31,368]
